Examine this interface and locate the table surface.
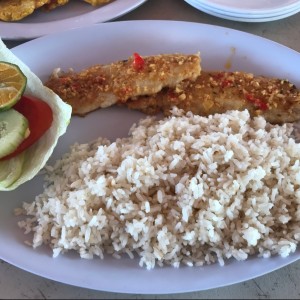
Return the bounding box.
[1,0,300,299]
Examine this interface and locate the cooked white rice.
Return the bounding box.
[16,108,300,269]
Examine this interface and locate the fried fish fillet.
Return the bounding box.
[126,71,300,124]
[45,53,201,116]
[0,0,49,21]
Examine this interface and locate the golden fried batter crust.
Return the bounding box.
[126,71,300,124]
[43,0,69,10]
[0,0,49,21]
[0,0,113,21]
[45,53,201,116]
[84,0,112,5]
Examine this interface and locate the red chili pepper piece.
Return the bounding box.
[132,52,145,71]
[221,79,233,88]
[212,72,224,80]
[167,91,177,101]
[245,93,268,111]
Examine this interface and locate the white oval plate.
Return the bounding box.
[0,0,146,40]
[1,21,300,294]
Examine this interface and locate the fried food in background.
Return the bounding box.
[0,0,113,21]
[43,0,69,11]
[84,0,112,5]
[45,53,201,116]
[0,0,49,21]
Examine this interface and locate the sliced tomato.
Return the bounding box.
[1,95,53,161]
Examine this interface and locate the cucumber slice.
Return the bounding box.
[0,109,29,159]
[0,152,25,188]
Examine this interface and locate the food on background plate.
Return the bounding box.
[0,39,72,191]
[44,0,112,11]
[0,0,114,21]
[45,52,201,115]
[0,0,49,21]
[84,0,112,5]
[44,0,112,9]
[126,71,300,124]
[43,0,69,11]
[16,108,300,269]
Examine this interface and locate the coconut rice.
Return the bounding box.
[16,108,300,269]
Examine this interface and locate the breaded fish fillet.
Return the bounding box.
[126,71,300,124]
[44,53,201,116]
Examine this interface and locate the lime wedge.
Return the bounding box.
[0,61,27,111]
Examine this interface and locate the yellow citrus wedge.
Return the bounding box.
[0,61,27,111]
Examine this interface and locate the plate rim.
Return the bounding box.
[185,0,300,22]
[197,0,300,14]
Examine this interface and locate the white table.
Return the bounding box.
[1,0,300,298]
